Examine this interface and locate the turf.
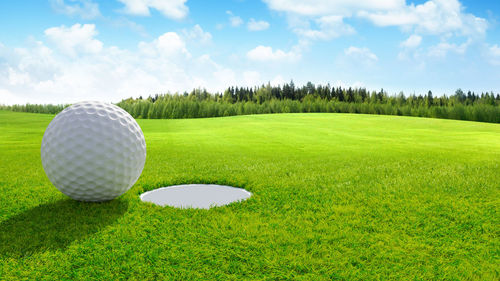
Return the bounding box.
[0,110,499,280]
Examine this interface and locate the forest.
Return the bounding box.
[2,82,499,123]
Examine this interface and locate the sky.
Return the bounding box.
[0,0,499,104]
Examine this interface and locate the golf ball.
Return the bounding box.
[41,101,146,201]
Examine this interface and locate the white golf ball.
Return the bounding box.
[41,101,146,201]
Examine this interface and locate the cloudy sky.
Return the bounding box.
[1,0,499,104]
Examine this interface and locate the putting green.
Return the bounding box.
[0,110,499,280]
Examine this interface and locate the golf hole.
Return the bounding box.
[140,184,252,209]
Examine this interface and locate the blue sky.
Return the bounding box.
[0,0,499,104]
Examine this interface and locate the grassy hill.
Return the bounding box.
[1,110,498,280]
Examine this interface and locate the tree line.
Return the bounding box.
[1,82,499,123]
[1,103,67,114]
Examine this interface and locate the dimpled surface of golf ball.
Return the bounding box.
[41,101,146,202]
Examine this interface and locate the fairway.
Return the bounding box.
[0,110,499,280]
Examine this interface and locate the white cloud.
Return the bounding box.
[358,0,487,37]
[263,0,403,17]
[247,45,300,62]
[0,25,241,105]
[117,0,188,20]
[7,67,31,86]
[247,19,270,31]
[344,46,378,63]
[0,89,26,105]
[110,18,148,37]
[191,54,238,89]
[293,15,355,40]
[397,47,423,61]
[138,32,190,58]
[226,11,243,27]
[400,34,422,48]
[9,41,60,82]
[263,0,487,41]
[183,24,212,45]
[487,44,500,66]
[427,39,470,57]
[44,24,103,57]
[490,45,500,56]
[50,0,100,19]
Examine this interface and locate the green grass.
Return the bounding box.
[0,110,499,280]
